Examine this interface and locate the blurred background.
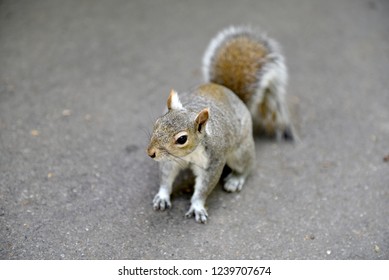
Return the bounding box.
[0,0,388,259]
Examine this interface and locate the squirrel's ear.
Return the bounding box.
[167,89,183,110]
[195,108,209,133]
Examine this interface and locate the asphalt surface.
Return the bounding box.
[1,0,388,259]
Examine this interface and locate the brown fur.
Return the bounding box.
[211,36,267,104]
[197,83,229,103]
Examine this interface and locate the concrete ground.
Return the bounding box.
[0,0,388,259]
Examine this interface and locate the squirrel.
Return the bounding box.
[147,26,294,223]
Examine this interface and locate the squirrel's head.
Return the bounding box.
[147,90,209,161]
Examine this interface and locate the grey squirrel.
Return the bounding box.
[147,26,294,223]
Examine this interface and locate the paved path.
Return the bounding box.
[1,0,388,259]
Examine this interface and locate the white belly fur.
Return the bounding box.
[183,144,209,170]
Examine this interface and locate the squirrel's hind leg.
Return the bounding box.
[224,135,255,192]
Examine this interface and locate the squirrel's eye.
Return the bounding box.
[175,135,188,145]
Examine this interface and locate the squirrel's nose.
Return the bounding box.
[147,147,157,159]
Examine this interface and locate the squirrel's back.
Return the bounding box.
[203,26,294,140]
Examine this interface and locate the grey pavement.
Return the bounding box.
[0,0,388,259]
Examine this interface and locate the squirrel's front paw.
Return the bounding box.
[185,204,208,223]
[153,193,171,211]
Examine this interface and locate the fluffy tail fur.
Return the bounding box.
[203,26,294,140]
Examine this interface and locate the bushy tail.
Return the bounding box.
[202,26,294,140]
[203,26,287,103]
